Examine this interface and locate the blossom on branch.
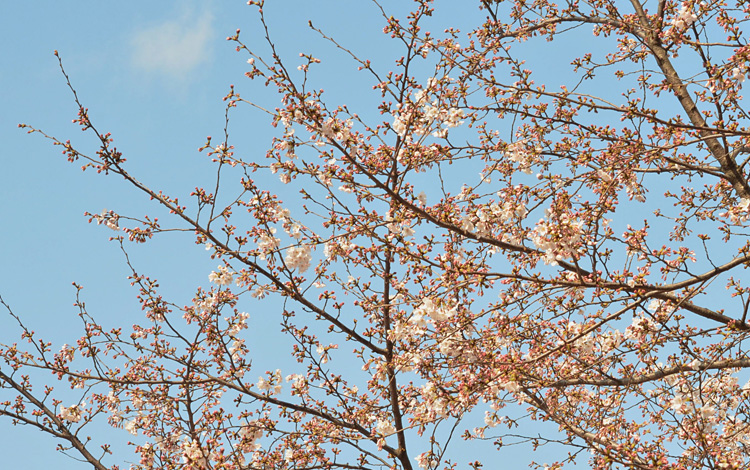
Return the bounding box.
[284,244,312,272]
[59,402,85,423]
[208,265,234,285]
[672,3,698,29]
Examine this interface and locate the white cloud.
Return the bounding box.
[131,7,214,78]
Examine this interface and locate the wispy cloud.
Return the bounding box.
[130,7,214,79]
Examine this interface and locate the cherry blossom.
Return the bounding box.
[672,3,698,29]
[59,402,85,423]
[8,1,750,469]
[208,265,234,286]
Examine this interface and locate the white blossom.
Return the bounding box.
[258,228,281,253]
[257,369,282,395]
[181,439,207,468]
[285,245,312,272]
[624,314,657,340]
[376,419,396,436]
[391,81,465,138]
[239,422,263,451]
[124,419,138,436]
[208,265,233,286]
[530,211,583,265]
[506,141,537,174]
[672,3,698,29]
[59,402,85,423]
[731,67,746,83]
[722,198,750,224]
[285,373,306,389]
[93,209,120,231]
[460,216,475,233]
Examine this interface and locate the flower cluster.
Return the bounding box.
[392,298,456,341]
[224,312,250,363]
[285,244,312,272]
[488,199,528,224]
[226,312,250,336]
[391,81,464,139]
[257,228,281,253]
[386,214,415,238]
[59,402,85,423]
[181,439,207,469]
[415,452,438,470]
[720,197,750,224]
[323,238,357,261]
[473,200,529,236]
[562,320,597,355]
[257,369,283,395]
[124,419,138,436]
[411,298,455,330]
[208,265,233,286]
[56,343,75,364]
[672,3,698,29]
[624,314,657,341]
[505,141,539,174]
[666,373,745,447]
[529,210,584,265]
[193,292,219,314]
[228,338,246,363]
[319,117,352,142]
[92,208,120,231]
[285,373,307,392]
[375,419,396,436]
[731,66,746,83]
[238,421,264,452]
[417,382,450,418]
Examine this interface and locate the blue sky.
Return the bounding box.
[0,1,605,469]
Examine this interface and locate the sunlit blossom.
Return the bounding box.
[672,3,698,28]
[208,265,233,286]
[285,244,312,272]
[59,402,85,423]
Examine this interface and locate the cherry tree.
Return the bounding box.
[4,0,750,468]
